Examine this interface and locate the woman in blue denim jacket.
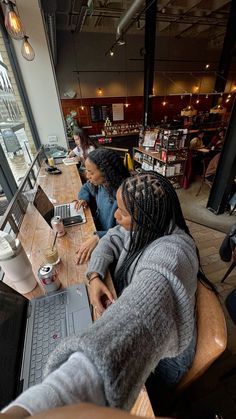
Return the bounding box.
[74,148,130,264]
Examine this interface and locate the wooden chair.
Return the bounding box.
[176,281,227,393]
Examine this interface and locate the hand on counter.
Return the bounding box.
[75,235,99,264]
[74,199,88,211]
[88,277,114,316]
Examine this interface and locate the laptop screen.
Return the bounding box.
[33,185,54,226]
[0,281,28,408]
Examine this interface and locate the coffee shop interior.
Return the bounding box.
[1,0,236,418]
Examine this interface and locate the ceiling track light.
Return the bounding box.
[117,36,125,46]
[1,0,24,39]
[109,49,114,57]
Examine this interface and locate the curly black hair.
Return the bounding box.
[86,148,130,197]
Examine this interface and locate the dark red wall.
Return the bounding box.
[61,94,234,135]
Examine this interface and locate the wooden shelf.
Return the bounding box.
[133,140,187,186]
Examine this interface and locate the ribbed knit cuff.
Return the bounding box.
[2,352,106,415]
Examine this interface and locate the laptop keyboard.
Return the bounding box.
[55,204,71,219]
[29,293,67,387]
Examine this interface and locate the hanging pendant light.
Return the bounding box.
[181,95,197,116]
[2,0,24,39]
[210,104,226,114]
[21,35,35,61]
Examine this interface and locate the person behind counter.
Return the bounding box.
[67,127,96,164]
[75,148,130,264]
[2,171,199,417]
[208,128,225,151]
[189,130,205,150]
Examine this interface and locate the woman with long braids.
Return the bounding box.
[74,148,130,264]
[2,172,199,417]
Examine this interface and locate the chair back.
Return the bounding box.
[176,281,227,392]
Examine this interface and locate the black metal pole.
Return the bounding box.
[143,0,157,127]
[207,97,236,214]
[212,1,236,107]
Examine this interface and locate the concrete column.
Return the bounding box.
[143,0,157,127]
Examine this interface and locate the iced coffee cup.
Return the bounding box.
[43,246,60,265]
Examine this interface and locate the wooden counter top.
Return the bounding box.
[9,163,154,417]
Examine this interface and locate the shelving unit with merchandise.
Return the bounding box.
[133,129,189,188]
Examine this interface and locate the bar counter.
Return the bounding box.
[4,162,154,418]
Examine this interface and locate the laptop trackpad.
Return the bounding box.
[70,309,92,335]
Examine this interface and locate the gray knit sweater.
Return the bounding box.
[4,225,198,414]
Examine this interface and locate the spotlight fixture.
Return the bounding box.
[117,36,125,46]
[205,94,209,99]
[205,64,210,69]
[124,102,129,108]
[162,100,167,106]
[226,98,230,103]
[196,99,200,104]
[228,94,231,98]
[98,87,103,95]
[110,49,114,57]
[80,105,85,110]
[1,0,24,39]
[21,35,35,61]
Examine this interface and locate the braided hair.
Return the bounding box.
[87,148,130,197]
[115,171,192,293]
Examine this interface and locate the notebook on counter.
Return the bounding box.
[0,280,92,408]
[62,157,79,166]
[33,185,86,227]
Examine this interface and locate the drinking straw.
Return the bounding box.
[52,231,58,250]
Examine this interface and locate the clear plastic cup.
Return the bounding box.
[43,246,60,265]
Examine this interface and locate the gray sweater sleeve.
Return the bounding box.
[86,225,127,278]
[2,353,106,415]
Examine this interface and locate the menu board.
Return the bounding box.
[112,103,124,121]
[90,105,112,122]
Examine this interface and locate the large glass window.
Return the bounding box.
[0,31,37,218]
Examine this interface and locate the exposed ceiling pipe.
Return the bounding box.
[116,0,144,40]
[40,0,57,66]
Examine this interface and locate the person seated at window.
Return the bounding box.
[2,172,201,418]
[208,128,225,151]
[68,127,96,165]
[74,148,130,264]
[189,130,205,150]
[205,153,221,184]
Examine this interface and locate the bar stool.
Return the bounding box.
[195,157,212,197]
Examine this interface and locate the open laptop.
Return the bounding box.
[33,185,86,227]
[0,280,92,409]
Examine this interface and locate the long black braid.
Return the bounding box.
[87,148,130,198]
[115,171,215,295]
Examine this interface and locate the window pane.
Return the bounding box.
[0,32,37,217]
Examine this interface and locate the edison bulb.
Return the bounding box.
[4,1,24,40]
[21,36,35,61]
